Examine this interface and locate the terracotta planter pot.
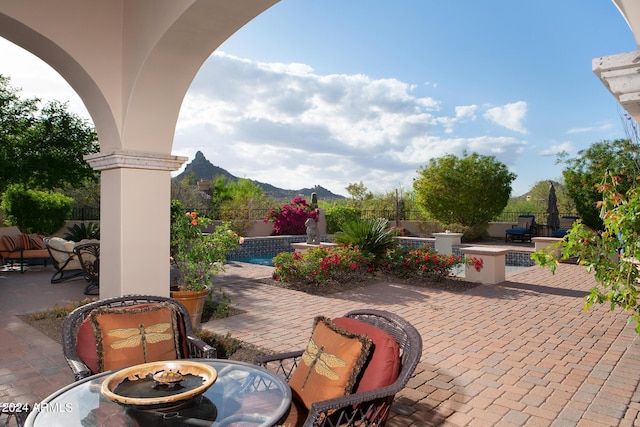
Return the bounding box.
[170,287,209,328]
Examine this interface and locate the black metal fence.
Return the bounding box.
[70,207,578,224]
[70,207,100,221]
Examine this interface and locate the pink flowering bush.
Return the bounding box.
[264,196,319,235]
[273,244,483,286]
[273,246,373,285]
[383,246,483,280]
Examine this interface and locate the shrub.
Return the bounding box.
[195,330,241,359]
[264,196,319,235]
[382,246,482,281]
[200,288,234,322]
[334,218,398,263]
[443,223,488,242]
[1,185,73,234]
[325,205,361,234]
[273,246,373,285]
[63,222,100,241]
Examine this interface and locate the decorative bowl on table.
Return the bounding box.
[100,360,217,411]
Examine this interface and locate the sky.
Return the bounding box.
[0,1,638,197]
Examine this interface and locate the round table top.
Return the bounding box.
[25,359,291,427]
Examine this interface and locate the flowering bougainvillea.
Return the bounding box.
[264,196,319,235]
[273,244,483,286]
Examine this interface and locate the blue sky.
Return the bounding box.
[0,1,637,197]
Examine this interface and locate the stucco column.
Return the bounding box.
[85,151,187,299]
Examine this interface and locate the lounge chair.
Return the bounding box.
[551,216,579,238]
[44,237,85,283]
[256,309,422,426]
[505,215,535,243]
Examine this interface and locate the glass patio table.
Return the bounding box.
[25,359,291,427]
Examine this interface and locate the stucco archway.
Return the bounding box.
[0,0,278,298]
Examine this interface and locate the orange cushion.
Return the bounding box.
[89,303,182,372]
[288,317,372,410]
[333,317,401,393]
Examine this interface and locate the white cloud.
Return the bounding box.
[483,101,528,134]
[537,141,573,156]
[566,122,613,134]
[172,52,537,193]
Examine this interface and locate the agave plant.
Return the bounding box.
[63,222,100,241]
[334,217,397,263]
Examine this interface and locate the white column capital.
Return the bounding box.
[593,50,640,120]
[84,150,188,171]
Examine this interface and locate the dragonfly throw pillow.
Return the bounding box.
[89,303,182,372]
[289,316,372,409]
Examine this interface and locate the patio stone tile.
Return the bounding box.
[3,257,640,425]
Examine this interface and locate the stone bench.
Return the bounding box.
[460,246,509,284]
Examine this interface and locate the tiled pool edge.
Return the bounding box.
[230,236,536,267]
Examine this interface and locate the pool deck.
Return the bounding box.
[2,241,640,426]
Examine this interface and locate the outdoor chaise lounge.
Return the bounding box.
[255,308,422,426]
[551,216,579,238]
[61,295,216,381]
[505,215,535,243]
[0,226,50,273]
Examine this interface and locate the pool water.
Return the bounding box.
[230,255,533,275]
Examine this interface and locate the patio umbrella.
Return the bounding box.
[546,181,560,230]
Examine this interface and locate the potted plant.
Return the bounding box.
[170,200,243,327]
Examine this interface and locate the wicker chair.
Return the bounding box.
[73,242,100,295]
[255,309,423,427]
[44,237,84,283]
[62,295,216,381]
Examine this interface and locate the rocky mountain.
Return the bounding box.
[175,151,345,200]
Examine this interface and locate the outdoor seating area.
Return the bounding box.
[2,260,640,426]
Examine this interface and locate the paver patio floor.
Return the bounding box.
[1,259,640,426]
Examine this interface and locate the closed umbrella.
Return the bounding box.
[546,182,560,231]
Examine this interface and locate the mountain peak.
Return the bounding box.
[176,152,344,200]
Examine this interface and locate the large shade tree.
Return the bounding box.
[560,138,640,231]
[0,75,99,195]
[413,152,516,227]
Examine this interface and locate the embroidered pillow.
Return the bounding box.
[89,302,182,372]
[516,218,531,229]
[289,317,372,409]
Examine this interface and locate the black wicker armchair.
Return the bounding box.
[62,295,216,381]
[255,309,423,427]
[73,242,100,295]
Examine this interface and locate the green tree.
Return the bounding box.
[1,185,73,234]
[532,171,640,334]
[217,178,270,235]
[0,75,99,194]
[345,181,372,209]
[503,180,575,217]
[413,152,516,227]
[560,139,640,231]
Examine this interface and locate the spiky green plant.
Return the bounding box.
[334,217,397,263]
[63,222,100,241]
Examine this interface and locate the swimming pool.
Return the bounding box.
[230,255,276,267]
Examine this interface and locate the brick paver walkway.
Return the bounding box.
[1,259,640,426]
